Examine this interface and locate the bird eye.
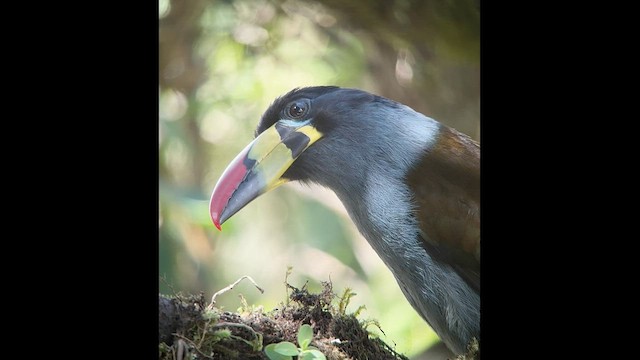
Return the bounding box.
[286,100,309,119]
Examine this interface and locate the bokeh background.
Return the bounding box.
[159,0,479,358]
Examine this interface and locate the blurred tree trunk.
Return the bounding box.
[312,0,480,139]
[159,0,207,92]
[159,0,209,189]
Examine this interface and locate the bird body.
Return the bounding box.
[209,86,479,354]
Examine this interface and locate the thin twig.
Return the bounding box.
[201,276,262,347]
[207,276,264,310]
[171,340,183,360]
[284,266,293,306]
[198,319,210,348]
[213,322,263,350]
[176,338,184,360]
[213,322,260,339]
[160,274,178,296]
[174,333,214,359]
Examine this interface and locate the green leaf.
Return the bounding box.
[299,338,311,350]
[273,341,299,356]
[308,349,327,358]
[264,344,293,360]
[300,349,327,360]
[297,324,313,349]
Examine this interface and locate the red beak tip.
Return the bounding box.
[210,210,222,231]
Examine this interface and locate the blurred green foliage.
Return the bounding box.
[159,0,478,358]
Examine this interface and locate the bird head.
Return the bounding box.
[209,86,440,229]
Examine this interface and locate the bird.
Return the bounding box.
[209,86,479,355]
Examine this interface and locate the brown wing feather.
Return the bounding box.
[406,125,480,291]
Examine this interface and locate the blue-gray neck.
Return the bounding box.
[311,104,480,354]
[335,176,480,355]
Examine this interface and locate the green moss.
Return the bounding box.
[158,280,412,360]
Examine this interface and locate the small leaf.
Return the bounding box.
[300,349,327,360]
[299,338,311,349]
[274,341,299,356]
[299,351,315,360]
[307,349,327,360]
[298,324,313,349]
[264,344,293,360]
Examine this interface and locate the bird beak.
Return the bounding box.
[209,120,323,230]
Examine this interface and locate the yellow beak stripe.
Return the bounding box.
[247,121,323,193]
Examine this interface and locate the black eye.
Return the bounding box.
[286,100,309,119]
